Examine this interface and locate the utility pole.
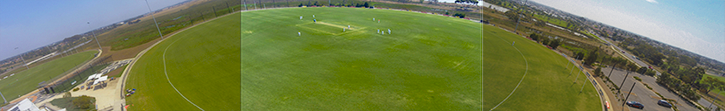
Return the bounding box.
[514,0,528,35]
[619,71,631,91]
[145,0,164,39]
[0,91,6,104]
[565,57,570,70]
[575,69,581,83]
[226,2,231,13]
[580,76,587,92]
[212,7,218,17]
[15,48,29,70]
[622,83,636,111]
[199,12,205,21]
[88,22,102,50]
[608,61,619,77]
[569,55,578,76]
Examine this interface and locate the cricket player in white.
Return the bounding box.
[388,29,391,34]
[343,28,345,32]
[298,32,301,36]
[373,18,375,21]
[512,41,515,46]
[377,29,380,33]
[348,25,350,29]
[313,15,315,18]
[300,16,303,20]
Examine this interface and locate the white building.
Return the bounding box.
[8,98,40,111]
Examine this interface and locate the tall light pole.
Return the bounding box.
[514,0,527,35]
[0,91,6,104]
[569,55,578,76]
[88,22,102,50]
[145,0,164,39]
[15,48,29,70]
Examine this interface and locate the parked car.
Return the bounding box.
[658,100,672,108]
[626,101,644,109]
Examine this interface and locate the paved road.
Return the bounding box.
[603,67,698,111]
[596,35,661,76]
[699,98,722,111]
[595,34,719,110]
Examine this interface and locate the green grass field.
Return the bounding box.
[125,7,600,110]
[124,12,241,110]
[0,50,97,102]
[482,24,601,110]
[703,74,725,96]
[241,7,482,110]
[534,14,568,27]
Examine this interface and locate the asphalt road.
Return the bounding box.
[596,34,720,110]
[700,98,720,111]
[603,67,698,111]
[596,35,661,76]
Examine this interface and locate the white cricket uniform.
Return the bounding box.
[388,29,391,34]
[298,32,301,36]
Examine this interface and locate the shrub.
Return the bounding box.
[453,13,466,18]
[633,76,642,81]
[63,92,72,98]
[73,88,80,92]
[72,95,93,109]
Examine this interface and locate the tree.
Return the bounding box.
[529,33,540,42]
[364,2,370,8]
[584,48,599,66]
[637,67,648,74]
[453,13,466,18]
[575,52,585,60]
[645,70,656,76]
[535,19,546,27]
[594,67,602,77]
[548,39,560,49]
[628,62,639,72]
[299,3,304,7]
[64,92,72,98]
[702,77,724,93]
[314,1,318,6]
[73,95,94,109]
[504,10,518,21]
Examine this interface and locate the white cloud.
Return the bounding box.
[646,0,658,3]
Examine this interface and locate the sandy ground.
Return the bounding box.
[73,79,121,110]
[33,78,122,111]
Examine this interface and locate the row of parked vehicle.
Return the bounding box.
[625,100,672,109]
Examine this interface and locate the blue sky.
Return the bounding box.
[0,0,186,60]
[527,0,725,63]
